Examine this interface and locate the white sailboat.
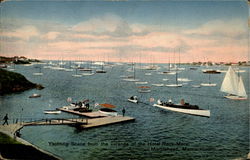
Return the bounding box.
[220,66,247,100]
[123,63,140,82]
[200,74,216,87]
[33,65,43,76]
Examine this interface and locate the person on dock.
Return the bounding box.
[2,114,9,125]
[122,108,126,117]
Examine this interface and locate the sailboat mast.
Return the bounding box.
[209,74,211,84]
[133,63,135,80]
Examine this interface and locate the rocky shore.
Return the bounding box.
[0,68,44,95]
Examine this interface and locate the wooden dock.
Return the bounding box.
[23,118,88,126]
[79,115,135,129]
[57,107,108,118]
[22,116,135,129]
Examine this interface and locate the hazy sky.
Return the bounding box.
[0,0,248,63]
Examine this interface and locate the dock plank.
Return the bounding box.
[80,116,135,129]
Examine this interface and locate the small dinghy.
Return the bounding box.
[98,104,118,116]
[29,93,41,98]
[44,110,61,114]
[128,96,138,103]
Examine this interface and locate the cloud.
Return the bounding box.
[1,25,40,40]
[42,32,60,40]
[184,19,247,38]
[72,14,125,33]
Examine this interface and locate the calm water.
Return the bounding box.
[0,62,249,160]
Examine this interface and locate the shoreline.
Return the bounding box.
[0,124,62,160]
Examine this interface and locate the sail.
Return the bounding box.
[220,66,239,95]
[237,76,247,97]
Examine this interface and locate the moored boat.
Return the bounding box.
[44,110,61,114]
[153,99,210,117]
[98,104,118,116]
[29,93,41,98]
[137,86,151,93]
[128,96,138,103]
[220,66,247,100]
[202,69,221,74]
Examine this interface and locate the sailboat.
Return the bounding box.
[220,66,247,100]
[165,68,182,87]
[33,65,43,76]
[96,61,107,73]
[72,67,82,77]
[200,74,216,87]
[123,63,139,82]
[166,50,182,87]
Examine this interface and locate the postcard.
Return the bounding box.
[0,0,249,160]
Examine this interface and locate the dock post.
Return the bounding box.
[86,119,88,124]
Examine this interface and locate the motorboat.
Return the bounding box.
[153,99,210,117]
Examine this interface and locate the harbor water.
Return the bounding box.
[0,63,249,160]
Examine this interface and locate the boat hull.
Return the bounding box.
[200,83,216,87]
[99,110,118,116]
[138,89,151,93]
[44,110,61,114]
[224,95,247,100]
[128,99,138,103]
[165,84,182,87]
[153,104,210,118]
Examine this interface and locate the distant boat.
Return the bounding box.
[72,68,82,77]
[44,110,61,114]
[165,70,182,87]
[200,74,216,87]
[96,61,107,73]
[145,73,152,76]
[152,84,164,87]
[81,72,95,76]
[178,78,192,82]
[135,81,148,84]
[202,69,221,74]
[138,86,151,93]
[220,66,247,100]
[190,67,198,70]
[98,104,118,116]
[200,83,216,87]
[128,96,138,103]
[123,63,139,82]
[192,85,201,88]
[166,84,182,87]
[33,66,43,76]
[29,93,41,98]
[153,99,210,118]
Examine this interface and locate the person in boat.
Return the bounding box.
[157,99,163,105]
[130,96,134,100]
[122,108,126,117]
[180,99,185,105]
[79,102,82,107]
[85,102,90,110]
[168,99,172,103]
[2,114,9,125]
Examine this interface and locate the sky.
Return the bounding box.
[0,0,248,63]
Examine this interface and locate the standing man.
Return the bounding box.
[3,114,9,125]
[122,108,126,117]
